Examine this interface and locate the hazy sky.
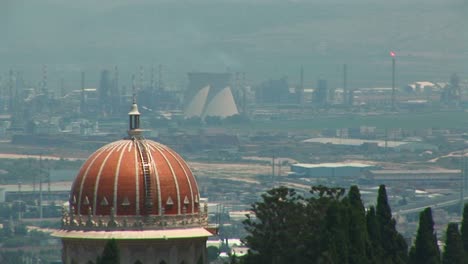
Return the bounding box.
[2,0,468,87]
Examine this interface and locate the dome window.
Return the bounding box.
[101,197,109,206]
[83,196,90,205]
[166,196,174,206]
[121,196,131,206]
[183,196,190,205]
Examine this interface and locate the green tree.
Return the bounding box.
[347,185,370,264]
[320,199,349,264]
[99,239,120,264]
[243,187,305,264]
[207,246,219,262]
[366,206,381,263]
[376,185,408,264]
[409,207,440,264]
[442,223,465,264]
[243,185,349,264]
[460,203,468,255]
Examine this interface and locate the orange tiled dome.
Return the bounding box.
[69,100,199,218]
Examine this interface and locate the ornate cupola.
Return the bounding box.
[128,96,141,137]
[54,97,214,264]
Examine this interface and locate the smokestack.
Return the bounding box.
[158,64,163,90]
[343,64,347,106]
[242,72,247,115]
[139,66,144,90]
[113,66,120,114]
[8,69,14,113]
[390,52,396,111]
[60,78,65,98]
[151,64,155,92]
[300,66,304,106]
[80,72,86,114]
[42,64,48,96]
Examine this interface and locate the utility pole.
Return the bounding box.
[39,155,43,219]
[390,51,396,111]
[80,71,86,115]
[272,155,276,183]
[461,154,466,216]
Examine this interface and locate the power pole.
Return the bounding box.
[391,52,396,111]
[39,155,43,219]
[80,71,86,115]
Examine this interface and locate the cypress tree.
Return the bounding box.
[376,185,408,264]
[366,206,381,263]
[409,207,440,264]
[99,239,120,264]
[460,203,468,255]
[442,223,465,264]
[347,185,369,264]
[322,200,349,264]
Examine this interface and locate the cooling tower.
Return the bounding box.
[202,86,239,118]
[185,85,210,118]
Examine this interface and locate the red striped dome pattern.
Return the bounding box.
[69,139,200,217]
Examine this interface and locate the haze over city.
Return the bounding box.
[2,0,468,87]
[2,0,468,263]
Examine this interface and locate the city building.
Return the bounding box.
[53,98,214,264]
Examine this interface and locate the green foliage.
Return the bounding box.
[442,223,465,264]
[366,206,382,262]
[98,239,120,264]
[207,246,219,262]
[197,256,203,264]
[348,185,370,264]
[461,203,468,255]
[376,185,408,264]
[243,185,375,264]
[242,185,412,264]
[243,186,306,263]
[409,207,440,264]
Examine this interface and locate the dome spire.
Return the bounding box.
[128,75,141,137]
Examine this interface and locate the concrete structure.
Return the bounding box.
[184,72,238,119]
[185,85,238,119]
[366,169,461,183]
[303,137,438,152]
[289,162,378,178]
[53,99,213,264]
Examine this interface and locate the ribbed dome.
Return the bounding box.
[69,139,200,217]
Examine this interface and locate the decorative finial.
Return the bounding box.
[128,74,141,137]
